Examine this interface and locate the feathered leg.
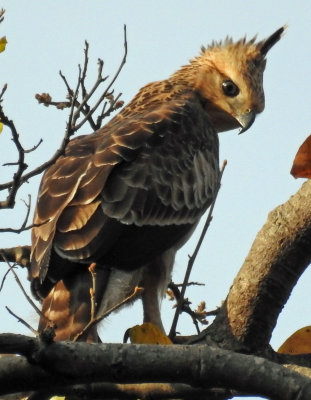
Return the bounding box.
[141,249,176,332]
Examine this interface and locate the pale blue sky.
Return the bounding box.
[0,1,310,397]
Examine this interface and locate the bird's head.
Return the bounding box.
[175,27,285,133]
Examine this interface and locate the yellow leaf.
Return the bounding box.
[0,122,2,133]
[129,322,173,345]
[50,397,66,400]
[0,36,7,53]
[278,326,311,354]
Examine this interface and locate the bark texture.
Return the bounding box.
[206,180,311,352]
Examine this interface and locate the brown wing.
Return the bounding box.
[30,89,219,293]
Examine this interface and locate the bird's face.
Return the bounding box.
[191,27,285,133]
[194,49,266,133]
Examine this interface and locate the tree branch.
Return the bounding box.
[0,246,30,267]
[7,382,232,400]
[0,102,28,209]
[1,334,311,399]
[0,27,127,209]
[208,180,311,352]
[169,160,227,339]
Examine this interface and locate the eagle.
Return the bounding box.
[30,27,284,342]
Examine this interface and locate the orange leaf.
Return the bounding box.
[291,135,311,179]
[129,322,173,345]
[278,326,311,354]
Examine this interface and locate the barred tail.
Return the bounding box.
[38,269,100,342]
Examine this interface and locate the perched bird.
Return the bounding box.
[30,27,284,342]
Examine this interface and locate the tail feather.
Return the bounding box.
[38,252,175,342]
[39,270,99,342]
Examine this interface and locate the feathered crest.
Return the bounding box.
[201,35,257,53]
[201,26,286,58]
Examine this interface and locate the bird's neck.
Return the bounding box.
[170,64,240,133]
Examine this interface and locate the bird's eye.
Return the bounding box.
[222,80,239,97]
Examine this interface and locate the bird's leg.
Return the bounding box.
[90,263,112,317]
[141,249,176,333]
[96,267,143,317]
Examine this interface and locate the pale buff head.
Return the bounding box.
[172,27,285,132]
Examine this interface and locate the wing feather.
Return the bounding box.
[30,88,220,288]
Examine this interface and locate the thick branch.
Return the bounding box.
[0,246,30,267]
[210,180,311,351]
[5,382,231,400]
[1,334,311,399]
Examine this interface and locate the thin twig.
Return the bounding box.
[168,283,203,334]
[101,25,127,107]
[0,110,27,209]
[0,267,13,291]
[73,57,106,121]
[169,160,227,339]
[24,138,43,154]
[73,286,143,342]
[5,306,39,336]
[89,263,97,321]
[0,83,7,100]
[95,25,127,129]
[20,195,31,230]
[0,26,127,207]
[204,308,219,317]
[174,281,205,288]
[0,252,43,318]
[59,70,73,96]
[0,221,47,234]
[81,41,89,99]
[67,64,82,133]
[0,8,5,24]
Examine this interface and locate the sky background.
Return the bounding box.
[0,1,310,398]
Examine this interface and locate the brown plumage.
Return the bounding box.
[30,27,284,341]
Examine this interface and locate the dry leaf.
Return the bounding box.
[35,92,52,105]
[278,326,311,354]
[0,36,7,53]
[129,322,172,345]
[291,135,311,179]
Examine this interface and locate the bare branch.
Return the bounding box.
[5,307,38,336]
[73,286,143,342]
[0,83,7,100]
[24,138,43,154]
[169,160,227,339]
[94,25,127,129]
[1,336,311,399]
[81,41,89,99]
[226,179,311,348]
[23,382,233,400]
[167,283,209,335]
[39,27,127,134]
[97,25,128,119]
[0,8,5,24]
[0,26,127,208]
[19,195,31,230]
[0,246,30,267]
[89,263,97,321]
[0,252,42,319]
[0,267,13,292]
[0,220,47,234]
[174,281,205,288]
[0,110,27,209]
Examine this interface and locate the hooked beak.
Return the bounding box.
[236,110,256,134]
